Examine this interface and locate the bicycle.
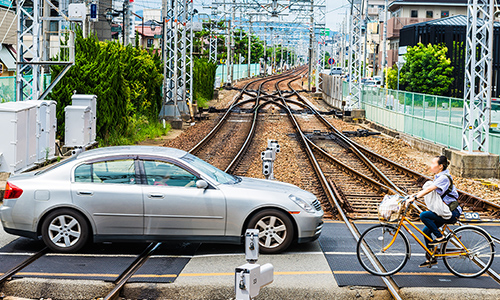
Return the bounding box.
[356,196,495,277]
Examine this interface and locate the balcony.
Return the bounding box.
[368,7,379,15]
[387,49,398,68]
[387,17,433,39]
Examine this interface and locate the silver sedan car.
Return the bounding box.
[1,146,324,253]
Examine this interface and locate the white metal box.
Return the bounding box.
[71,94,97,143]
[68,3,86,20]
[0,102,37,173]
[65,106,91,147]
[26,100,57,162]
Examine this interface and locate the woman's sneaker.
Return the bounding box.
[419,259,437,268]
[429,238,447,246]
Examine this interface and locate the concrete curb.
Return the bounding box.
[2,278,392,300]
[4,278,500,299]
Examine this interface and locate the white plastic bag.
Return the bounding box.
[379,195,402,221]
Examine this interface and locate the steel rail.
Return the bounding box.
[103,242,161,300]
[0,247,48,285]
[189,68,304,155]
[274,75,403,300]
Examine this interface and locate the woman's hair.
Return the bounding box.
[436,155,449,170]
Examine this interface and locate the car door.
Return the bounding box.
[71,157,144,235]
[140,159,226,237]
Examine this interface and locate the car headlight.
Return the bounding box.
[289,194,315,213]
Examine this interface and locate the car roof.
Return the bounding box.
[76,146,188,160]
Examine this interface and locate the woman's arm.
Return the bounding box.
[413,184,438,199]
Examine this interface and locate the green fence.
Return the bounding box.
[341,81,500,156]
[0,75,52,102]
[216,64,260,83]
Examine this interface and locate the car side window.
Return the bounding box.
[143,160,198,188]
[74,159,136,184]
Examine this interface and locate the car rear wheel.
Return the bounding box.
[248,209,294,254]
[41,209,89,253]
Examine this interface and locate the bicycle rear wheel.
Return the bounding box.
[442,226,494,278]
[357,224,410,276]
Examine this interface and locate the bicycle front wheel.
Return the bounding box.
[442,226,495,278]
[357,224,410,276]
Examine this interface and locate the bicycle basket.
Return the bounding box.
[378,195,404,223]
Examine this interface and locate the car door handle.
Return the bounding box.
[77,191,94,196]
[148,193,164,199]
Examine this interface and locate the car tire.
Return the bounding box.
[247,209,294,254]
[41,209,89,253]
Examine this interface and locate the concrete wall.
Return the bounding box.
[320,74,344,109]
[93,0,113,41]
[394,5,467,18]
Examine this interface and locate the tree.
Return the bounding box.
[399,43,454,96]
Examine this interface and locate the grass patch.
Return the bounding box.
[98,115,171,146]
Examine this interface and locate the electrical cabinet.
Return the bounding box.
[64,106,91,147]
[0,102,38,173]
[71,94,97,143]
[26,100,57,162]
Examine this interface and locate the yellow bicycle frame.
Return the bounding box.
[382,214,470,258]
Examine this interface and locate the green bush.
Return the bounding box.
[400,43,454,96]
[193,57,217,108]
[49,29,165,145]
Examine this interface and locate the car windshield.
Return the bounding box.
[180,153,240,184]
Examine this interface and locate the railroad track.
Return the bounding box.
[0,68,310,298]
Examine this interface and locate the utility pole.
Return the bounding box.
[307,0,314,90]
[381,0,388,86]
[462,0,494,153]
[226,18,231,84]
[280,41,283,72]
[264,28,268,76]
[348,0,364,110]
[248,17,252,77]
[230,0,236,84]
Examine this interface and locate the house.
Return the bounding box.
[0,5,16,78]
[399,14,500,98]
[0,44,16,77]
[383,0,467,68]
[136,23,162,49]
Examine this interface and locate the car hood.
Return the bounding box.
[226,176,316,201]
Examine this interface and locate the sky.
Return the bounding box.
[131,0,349,32]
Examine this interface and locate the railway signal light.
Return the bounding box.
[262,140,280,180]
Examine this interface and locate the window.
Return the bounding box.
[147,38,154,48]
[143,160,198,187]
[0,63,3,76]
[180,153,240,185]
[426,11,433,18]
[74,159,136,184]
[411,10,418,18]
[441,11,449,18]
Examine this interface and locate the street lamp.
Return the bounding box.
[105,8,125,45]
[396,61,403,90]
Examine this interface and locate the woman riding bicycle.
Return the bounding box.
[408,155,462,267]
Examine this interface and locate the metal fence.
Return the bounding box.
[342,81,500,156]
[216,64,260,84]
[0,75,52,102]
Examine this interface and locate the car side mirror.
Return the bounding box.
[196,179,209,189]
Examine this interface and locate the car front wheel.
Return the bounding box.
[41,209,89,253]
[247,209,294,254]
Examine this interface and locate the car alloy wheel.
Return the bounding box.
[48,215,81,248]
[42,209,89,252]
[248,209,294,254]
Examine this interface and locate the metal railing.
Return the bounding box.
[341,81,500,156]
[0,75,52,103]
[216,63,261,84]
